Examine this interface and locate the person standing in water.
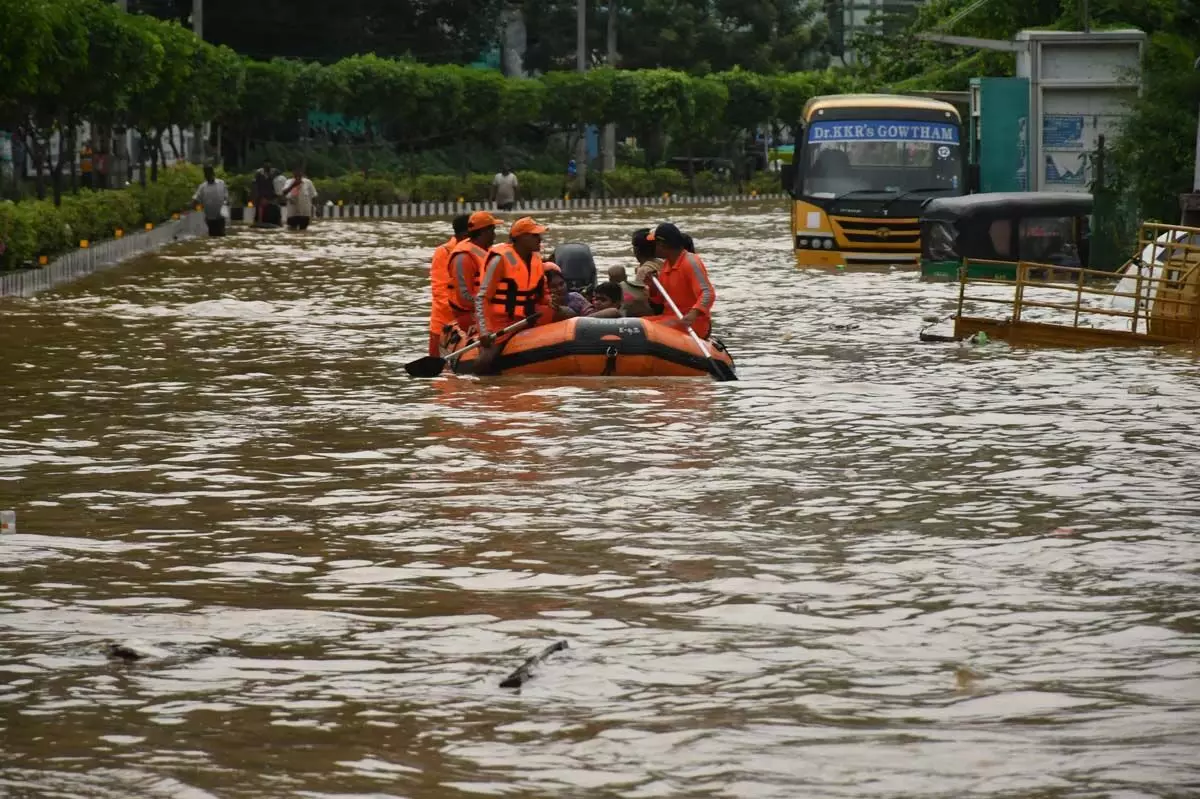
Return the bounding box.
[280,166,319,231]
[491,164,519,211]
[252,160,279,225]
[192,165,229,237]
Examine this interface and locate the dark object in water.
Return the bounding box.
[105,640,225,663]
[500,640,568,689]
[550,243,596,294]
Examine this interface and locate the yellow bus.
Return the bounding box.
[781,94,967,269]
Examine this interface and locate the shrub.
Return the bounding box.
[747,171,783,196]
[515,170,566,200]
[602,167,654,198]
[411,175,463,202]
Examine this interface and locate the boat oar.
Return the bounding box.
[650,275,737,382]
[404,315,538,379]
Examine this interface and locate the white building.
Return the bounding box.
[829,0,927,65]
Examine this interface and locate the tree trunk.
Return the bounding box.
[150,133,161,183]
[69,128,79,193]
[32,134,46,201]
[686,140,696,195]
[52,134,65,206]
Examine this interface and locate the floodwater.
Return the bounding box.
[1,205,1198,799]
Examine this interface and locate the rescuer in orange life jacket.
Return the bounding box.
[645,222,716,338]
[446,211,503,333]
[473,216,553,373]
[428,213,471,356]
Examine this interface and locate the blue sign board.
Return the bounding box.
[1042,115,1085,150]
[808,120,960,144]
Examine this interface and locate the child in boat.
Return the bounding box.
[588,282,623,318]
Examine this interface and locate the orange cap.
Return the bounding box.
[542,262,561,273]
[467,211,502,232]
[509,217,548,237]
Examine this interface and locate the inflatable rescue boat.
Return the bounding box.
[445,316,735,377]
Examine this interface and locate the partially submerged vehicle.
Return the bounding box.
[920,192,1093,282]
[949,221,1200,347]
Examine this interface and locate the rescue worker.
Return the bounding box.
[646,222,716,338]
[428,213,471,356]
[447,211,502,332]
[474,216,553,372]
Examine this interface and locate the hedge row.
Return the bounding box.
[0,166,783,270]
[0,165,203,270]
[225,168,783,206]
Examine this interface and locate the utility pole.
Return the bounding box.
[602,0,617,172]
[575,0,588,190]
[191,0,205,164]
[1182,57,1200,226]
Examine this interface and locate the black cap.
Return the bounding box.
[650,222,686,248]
[632,227,651,248]
[452,213,470,237]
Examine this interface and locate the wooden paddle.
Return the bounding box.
[404,315,538,378]
[650,276,737,382]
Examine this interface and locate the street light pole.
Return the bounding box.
[575,0,587,189]
[602,0,617,172]
[1183,57,1200,226]
[192,0,205,164]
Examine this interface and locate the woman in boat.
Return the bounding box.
[543,263,593,318]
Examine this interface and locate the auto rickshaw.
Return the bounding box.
[919,192,1093,281]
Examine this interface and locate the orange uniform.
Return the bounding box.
[476,243,550,336]
[428,236,458,355]
[648,250,716,338]
[447,238,491,331]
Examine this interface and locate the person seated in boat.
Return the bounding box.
[447,211,502,333]
[474,216,554,372]
[622,229,661,316]
[588,282,624,318]
[543,263,593,318]
[428,213,471,356]
[645,222,716,338]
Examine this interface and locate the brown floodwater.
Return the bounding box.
[1,205,1198,798]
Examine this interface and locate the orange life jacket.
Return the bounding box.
[429,236,457,334]
[648,250,716,338]
[477,243,549,335]
[447,238,490,327]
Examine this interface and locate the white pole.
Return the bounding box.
[1194,59,1200,191]
[575,0,588,187]
[192,0,205,164]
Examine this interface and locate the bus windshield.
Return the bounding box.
[801,119,963,199]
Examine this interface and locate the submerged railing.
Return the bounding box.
[0,213,206,298]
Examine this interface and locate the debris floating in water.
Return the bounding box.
[0,510,15,534]
[500,640,568,689]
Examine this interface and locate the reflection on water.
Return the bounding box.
[1,207,1199,798]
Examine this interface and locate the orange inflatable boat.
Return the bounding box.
[443,316,736,377]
